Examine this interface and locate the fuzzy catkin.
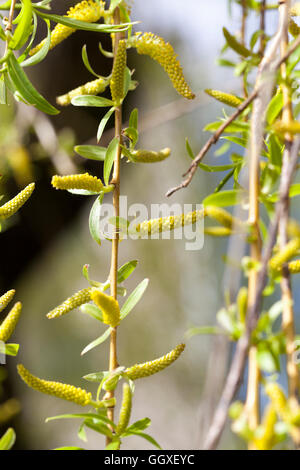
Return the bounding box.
[30,0,106,55]
[253,405,277,450]
[0,183,35,219]
[289,18,300,37]
[125,343,185,380]
[17,365,92,406]
[134,209,204,237]
[204,206,236,229]
[129,148,171,163]
[205,89,243,108]
[47,288,91,319]
[0,290,15,313]
[52,173,103,192]
[288,260,300,273]
[110,39,127,104]
[269,238,300,271]
[116,383,132,435]
[204,227,232,237]
[57,77,109,106]
[91,290,120,327]
[131,32,195,100]
[0,302,22,343]
[273,120,300,135]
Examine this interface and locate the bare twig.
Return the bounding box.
[5,0,16,32]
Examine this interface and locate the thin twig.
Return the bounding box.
[5,0,16,32]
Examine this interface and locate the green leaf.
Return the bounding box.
[117,260,138,283]
[105,439,121,450]
[81,44,99,78]
[74,145,106,161]
[7,54,59,115]
[123,127,138,148]
[72,95,113,108]
[89,193,104,245]
[80,303,103,322]
[0,74,7,104]
[129,108,138,130]
[104,137,119,185]
[81,327,111,356]
[21,19,51,67]
[9,0,33,50]
[5,343,19,356]
[35,10,133,33]
[266,92,283,125]
[84,419,113,438]
[256,346,278,373]
[120,278,149,320]
[203,189,242,207]
[97,107,115,142]
[0,428,16,450]
[267,134,282,168]
[125,431,162,450]
[83,371,106,383]
[109,0,123,12]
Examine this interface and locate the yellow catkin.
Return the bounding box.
[0,290,15,313]
[237,287,248,324]
[51,173,103,192]
[253,405,277,450]
[90,290,120,328]
[131,32,195,99]
[0,302,22,343]
[273,120,300,135]
[265,383,290,422]
[0,183,35,220]
[204,206,236,229]
[288,260,300,273]
[56,77,109,106]
[30,0,106,55]
[17,364,92,406]
[116,383,132,435]
[110,39,127,105]
[205,89,243,108]
[134,209,204,237]
[289,18,300,37]
[47,288,91,319]
[129,148,171,163]
[269,237,300,271]
[287,219,300,238]
[125,343,185,380]
[0,399,21,425]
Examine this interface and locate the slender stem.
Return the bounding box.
[106,6,123,446]
[278,0,300,445]
[259,0,266,56]
[5,0,16,32]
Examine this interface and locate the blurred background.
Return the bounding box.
[0,0,296,450]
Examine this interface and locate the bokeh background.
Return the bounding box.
[0,0,297,450]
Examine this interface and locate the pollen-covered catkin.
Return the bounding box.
[0,183,35,219]
[0,302,22,343]
[125,343,185,380]
[131,32,195,100]
[90,290,120,327]
[0,290,15,313]
[129,148,171,163]
[30,0,106,55]
[273,120,300,135]
[288,260,300,273]
[134,209,204,237]
[237,287,248,324]
[57,77,109,106]
[52,173,103,192]
[269,238,300,271]
[204,227,232,237]
[205,89,243,108]
[110,39,127,105]
[253,405,277,450]
[17,365,92,406]
[265,383,290,422]
[204,206,237,229]
[116,383,132,435]
[47,288,91,319]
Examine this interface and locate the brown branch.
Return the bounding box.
[5,0,16,32]
[204,136,300,450]
[259,0,267,56]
